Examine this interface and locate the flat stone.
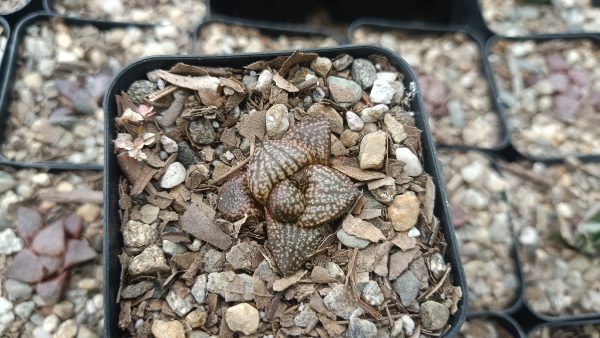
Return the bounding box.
[348,316,378,338]
[181,204,232,250]
[310,57,332,78]
[160,162,187,189]
[5,279,33,301]
[383,114,407,144]
[226,303,259,335]
[352,59,377,89]
[361,281,384,306]
[420,301,450,331]
[370,78,395,104]
[324,284,359,319]
[140,204,160,224]
[327,76,363,108]
[360,104,388,123]
[392,270,420,307]
[388,192,420,232]
[191,274,208,304]
[128,245,170,275]
[394,148,422,176]
[166,288,194,317]
[151,320,185,338]
[359,131,387,170]
[336,229,370,249]
[123,220,158,248]
[207,271,253,302]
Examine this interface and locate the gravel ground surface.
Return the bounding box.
[457,317,515,338]
[50,0,206,33]
[0,167,103,337]
[480,0,600,36]
[503,160,600,316]
[352,28,502,148]
[195,22,338,54]
[530,323,600,338]
[438,150,518,311]
[1,18,188,165]
[0,0,28,14]
[489,38,599,158]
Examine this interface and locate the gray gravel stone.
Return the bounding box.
[294,304,318,327]
[188,119,216,145]
[122,220,158,248]
[0,171,17,194]
[202,248,225,273]
[323,284,359,319]
[336,229,370,249]
[327,76,363,108]
[14,301,35,320]
[361,281,384,306]
[420,300,450,331]
[5,279,33,301]
[191,274,208,304]
[352,59,377,89]
[0,228,24,255]
[348,309,378,338]
[207,271,254,302]
[128,245,170,275]
[429,253,447,280]
[162,240,187,255]
[166,288,194,317]
[392,270,420,307]
[160,162,187,189]
[177,141,200,167]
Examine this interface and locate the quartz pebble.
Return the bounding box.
[265,104,289,137]
[346,111,364,131]
[128,245,169,275]
[0,228,24,254]
[361,281,384,306]
[360,104,389,123]
[359,131,387,170]
[225,303,259,335]
[395,148,422,176]
[151,320,186,338]
[160,162,186,188]
[370,79,395,104]
[388,192,420,232]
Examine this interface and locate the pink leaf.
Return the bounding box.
[63,239,97,268]
[15,207,43,244]
[36,272,67,305]
[7,249,45,283]
[32,219,66,256]
[64,213,83,239]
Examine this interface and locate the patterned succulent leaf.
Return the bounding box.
[217,172,263,221]
[284,118,330,165]
[268,180,306,223]
[248,139,315,204]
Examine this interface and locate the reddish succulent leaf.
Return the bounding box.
[7,249,45,283]
[36,272,67,305]
[40,255,64,276]
[63,239,97,268]
[32,220,66,256]
[64,213,83,239]
[15,206,43,243]
[553,94,579,123]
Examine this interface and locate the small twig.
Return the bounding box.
[384,303,394,328]
[428,218,440,247]
[419,266,451,301]
[38,189,103,204]
[208,156,251,185]
[345,248,359,288]
[498,162,552,188]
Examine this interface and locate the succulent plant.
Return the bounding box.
[218,119,360,275]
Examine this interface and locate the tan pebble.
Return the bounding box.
[388,191,420,232]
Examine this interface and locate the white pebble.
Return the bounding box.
[370,78,395,104]
[160,135,178,154]
[160,162,186,189]
[346,111,364,131]
[395,148,422,176]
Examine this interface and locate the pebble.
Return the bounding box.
[429,253,447,280]
[327,76,363,108]
[462,189,487,210]
[265,104,289,138]
[43,314,59,333]
[310,57,332,78]
[0,171,17,193]
[122,220,158,248]
[207,271,254,302]
[151,320,186,338]
[294,304,318,327]
[388,192,420,232]
[166,288,194,317]
[128,245,170,275]
[76,203,101,223]
[352,59,377,89]
[360,104,389,123]
[140,204,160,224]
[340,130,359,148]
[383,114,407,143]
[519,226,539,248]
[0,229,24,255]
[346,111,364,131]
[177,142,200,167]
[76,326,98,338]
[460,161,484,183]
[162,240,187,255]
[392,270,420,306]
[202,248,225,273]
[14,300,35,319]
[394,147,422,176]
[400,315,415,336]
[336,229,370,249]
[225,303,259,335]
[55,319,78,338]
[370,78,395,104]
[255,69,273,91]
[348,316,378,338]
[390,318,404,338]
[160,135,178,154]
[191,274,208,304]
[33,326,50,338]
[186,309,207,329]
[326,262,345,283]
[53,300,74,319]
[188,119,216,145]
[359,131,387,170]
[361,281,384,306]
[420,301,450,331]
[160,162,187,189]
[448,99,464,128]
[324,284,359,319]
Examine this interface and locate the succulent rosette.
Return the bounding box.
[218,118,360,275]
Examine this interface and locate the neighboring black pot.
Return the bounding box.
[349,19,511,152]
[103,45,468,338]
[0,0,39,26]
[484,34,600,162]
[527,318,600,337]
[192,15,347,55]
[208,0,472,26]
[0,12,157,170]
[465,311,527,338]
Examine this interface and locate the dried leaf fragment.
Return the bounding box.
[342,214,385,242]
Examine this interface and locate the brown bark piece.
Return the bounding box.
[180,204,232,250]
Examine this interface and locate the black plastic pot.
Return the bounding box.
[484,34,600,162]
[0,12,159,170]
[465,311,527,338]
[208,0,471,26]
[528,318,600,337]
[349,19,511,152]
[192,15,347,55]
[104,45,468,337]
[0,0,39,26]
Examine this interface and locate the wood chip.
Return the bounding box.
[273,72,299,92]
[310,266,335,283]
[331,163,386,181]
[423,175,436,224]
[342,214,385,242]
[366,176,395,190]
[180,204,232,250]
[389,248,418,280]
[237,109,266,141]
[219,77,245,92]
[391,233,417,251]
[273,270,306,292]
[156,70,219,91]
[358,208,382,219]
